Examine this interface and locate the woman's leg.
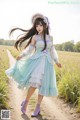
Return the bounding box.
[31,94,44,117]
[21,86,36,114]
[37,94,44,105]
[26,86,36,101]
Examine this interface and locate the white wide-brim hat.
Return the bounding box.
[31,13,49,27]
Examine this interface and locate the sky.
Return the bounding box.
[0,0,80,44]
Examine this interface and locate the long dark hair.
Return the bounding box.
[9,17,49,51]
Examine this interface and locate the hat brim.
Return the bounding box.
[31,13,44,24]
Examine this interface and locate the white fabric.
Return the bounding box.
[20,44,35,57]
[29,56,45,88]
[35,35,53,49]
[50,45,59,63]
[35,35,59,64]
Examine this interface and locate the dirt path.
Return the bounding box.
[7,50,80,120]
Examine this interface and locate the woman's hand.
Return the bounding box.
[56,63,62,68]
[16,56,23,60]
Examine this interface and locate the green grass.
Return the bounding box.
[0,45,21,110]
[5,45,20,57]
[0,46,10,109]
[56,51,80,112]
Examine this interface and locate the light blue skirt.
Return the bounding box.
[5,51,58,96]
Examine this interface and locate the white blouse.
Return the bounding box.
[20,34,59,64]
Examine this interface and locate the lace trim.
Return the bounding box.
[29,82,41,88]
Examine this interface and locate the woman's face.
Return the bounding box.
[36,23,44,34]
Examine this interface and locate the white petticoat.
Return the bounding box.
[29,56,45,88]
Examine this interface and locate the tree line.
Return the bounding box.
[0,39,80,52]
[0,39,15,46]
[55,41,80,52]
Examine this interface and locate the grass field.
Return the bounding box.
[0,45,80,112]
[0,46,10,109]
[56,51,80,112]
[0,45,21,110]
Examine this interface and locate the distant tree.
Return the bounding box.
[75,41,80,52]
[0,39,15,46]
[62,41,74,52]
[55,44,63,51]
[0,39,4,45]
[70,40,74,44]
[54,40,80,52]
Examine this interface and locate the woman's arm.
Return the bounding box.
[50,36,61,68]
[16,35,36,60]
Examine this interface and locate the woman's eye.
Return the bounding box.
[36,25,43,27]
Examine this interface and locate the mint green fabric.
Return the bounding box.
[5,35,58,96]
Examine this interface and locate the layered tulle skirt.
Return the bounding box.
[5,51,58,96]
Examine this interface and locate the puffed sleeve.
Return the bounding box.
[50,36,59,64]
[20,44,35,57]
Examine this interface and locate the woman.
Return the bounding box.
[5,13,61,117]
